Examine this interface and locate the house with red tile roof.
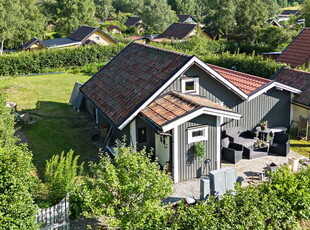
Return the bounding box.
[74,42,300,183]
[272,67,310,124]
[277,28,310,68]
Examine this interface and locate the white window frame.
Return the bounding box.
[187,126,208,144]
[181,78,199,95]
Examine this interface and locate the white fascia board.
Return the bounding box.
[117,56,196,130]
[192,57,249,100]
[162,107,241,132]
[274,82,302,94]
[47,42,82,49]
[247,81,302,102]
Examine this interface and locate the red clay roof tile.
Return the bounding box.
[208,64,271,95]
[277,28,310,68]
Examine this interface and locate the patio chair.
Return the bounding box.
[269,132,290,156]
[221,137,243,164]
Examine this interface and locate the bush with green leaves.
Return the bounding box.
[0,94,38,229]
[77,145,173,229]
[45,150,84,204]
[172,165,310,229]
[0,43,127,76]
[193,142,205,160]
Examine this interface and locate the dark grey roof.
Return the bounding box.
[40,37,80,48]
[280,10,299,15]
[22,37,41,49]
[272,67,310,108]
[124,17,141,27]
[157,23,197,39]
[80,42,193,128]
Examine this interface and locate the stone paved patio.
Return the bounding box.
[164,151,306,203]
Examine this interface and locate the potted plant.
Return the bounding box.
[259,121,268,130]
[193,142,205,160]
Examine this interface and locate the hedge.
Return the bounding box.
[0,43,127,76]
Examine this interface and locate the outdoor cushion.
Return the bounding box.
[224,126,256,148]
[221,137,230,148]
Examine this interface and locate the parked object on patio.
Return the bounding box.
[298,116,310,140]
[185,196,196,205]
[288,157,299,172]
[266,162,278,172]
[224,126,256,148]
[209,167,236,197]
[200,177,210,200]
[221,137,243,164]
[269,132,290,156]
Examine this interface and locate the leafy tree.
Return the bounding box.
[113,0,144,14]
[47,0,98,36]
[168,0,196,15]
[140,0,178,32]
[80,145,173,229]
[94,0,114,20]
[0,0,21,54]
[302,0,310,27]
[262,0,280,18]
[45,150,83,204]
[204,0,238,39]
[258,26,295,49]
[17,0,47,47]
[234,0,269,43]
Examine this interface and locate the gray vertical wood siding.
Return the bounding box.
[177,114,217,181]
[162,64,291,130]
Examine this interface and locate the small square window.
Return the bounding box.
[95,35,100,41]
[187,126,208,144]
[185,81,195,91]
[181,78,199,94]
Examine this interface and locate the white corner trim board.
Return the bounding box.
[172,126,179,183]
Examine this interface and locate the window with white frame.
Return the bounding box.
[181,77,199,94]
[187,126,208,144]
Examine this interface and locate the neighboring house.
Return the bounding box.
[22,37,42,51]
[260,51,282,60]
[154,23,212,42]
[277,28,310,68]
[124,17,144,34]
[278,10,299,22]
[272,67,310,124]
[22,25,117,50]
[76,42,300,183]
[107,25,123,34]
[177,15,198,24]
[267,19,282,27]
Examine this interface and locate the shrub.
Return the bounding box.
[0,43,127,76]
[45,150,83,204]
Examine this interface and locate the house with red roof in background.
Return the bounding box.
[71,42,300,183]
[272,67,310,130]
[277,28,310,68]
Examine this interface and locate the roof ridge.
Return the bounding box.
[132,42,193,58]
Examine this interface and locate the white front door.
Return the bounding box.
[155,133,170,168]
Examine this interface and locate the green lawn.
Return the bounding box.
[290,138,310,158]
[0,73,99,177]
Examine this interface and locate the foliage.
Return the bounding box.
[43,0,98,36]
[168,0,196,15]
[0,0,46,52]
[302,0,310,27]
[0,43,126,76]
[193,142,205,160]
[0,94,38,229]
[172,166,310,229]
[139,0,178,33]
[79,145,173,229]
[45,150,84,204]
[112,0,144,14]
[94,0,114,20]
